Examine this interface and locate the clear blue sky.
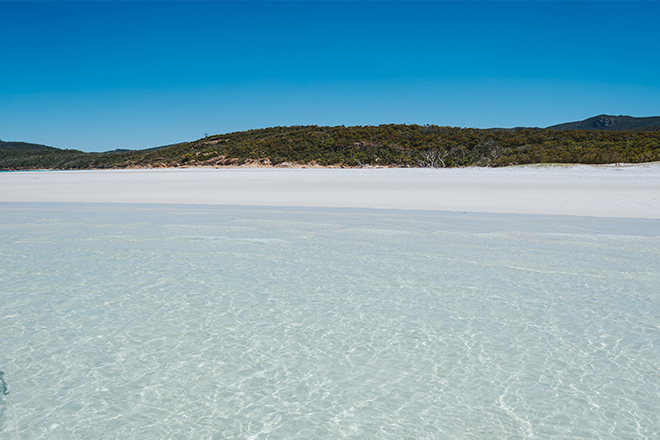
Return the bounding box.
[2,1,659,152]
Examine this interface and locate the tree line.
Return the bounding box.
[2,124,659,170]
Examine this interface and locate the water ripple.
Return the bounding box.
[1,204,659,439]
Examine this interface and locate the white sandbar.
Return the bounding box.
[2,164,659,218]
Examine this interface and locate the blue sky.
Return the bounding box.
[2,1,659,152]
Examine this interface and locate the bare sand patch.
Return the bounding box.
[1,164,659,218]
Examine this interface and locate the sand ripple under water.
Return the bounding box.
[1,204,659,439]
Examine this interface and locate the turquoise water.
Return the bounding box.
[1,203,659,439]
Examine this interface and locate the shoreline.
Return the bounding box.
[4,160,660,172]
[2,164,659,219]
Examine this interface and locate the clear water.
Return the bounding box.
[1,203,659,440]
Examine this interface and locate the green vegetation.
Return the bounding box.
[2,124,660,170]
[0,140,58,151]
[547,114,660,131]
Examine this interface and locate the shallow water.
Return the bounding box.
[1,203,659,439]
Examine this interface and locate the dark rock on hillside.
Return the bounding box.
[547,115,660,131]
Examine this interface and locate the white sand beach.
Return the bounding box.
[3,165,660,439]
[2,164,659,218]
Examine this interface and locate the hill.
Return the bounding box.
[2,124,659,170]
[0,140,58,151]
[547,115,660,131]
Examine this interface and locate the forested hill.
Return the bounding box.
[0,140,58,151]
[2,124,659,170]
[547,115,660,131]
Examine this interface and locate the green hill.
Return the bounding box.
[0,140,58,151]
[2,123,659,170]
[547,115,660,131]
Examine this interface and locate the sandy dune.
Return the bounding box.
[1,164,659,219]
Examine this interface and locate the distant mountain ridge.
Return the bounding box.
[547,115,660,131]
[0,140,58,151]
[0,139,175,153]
